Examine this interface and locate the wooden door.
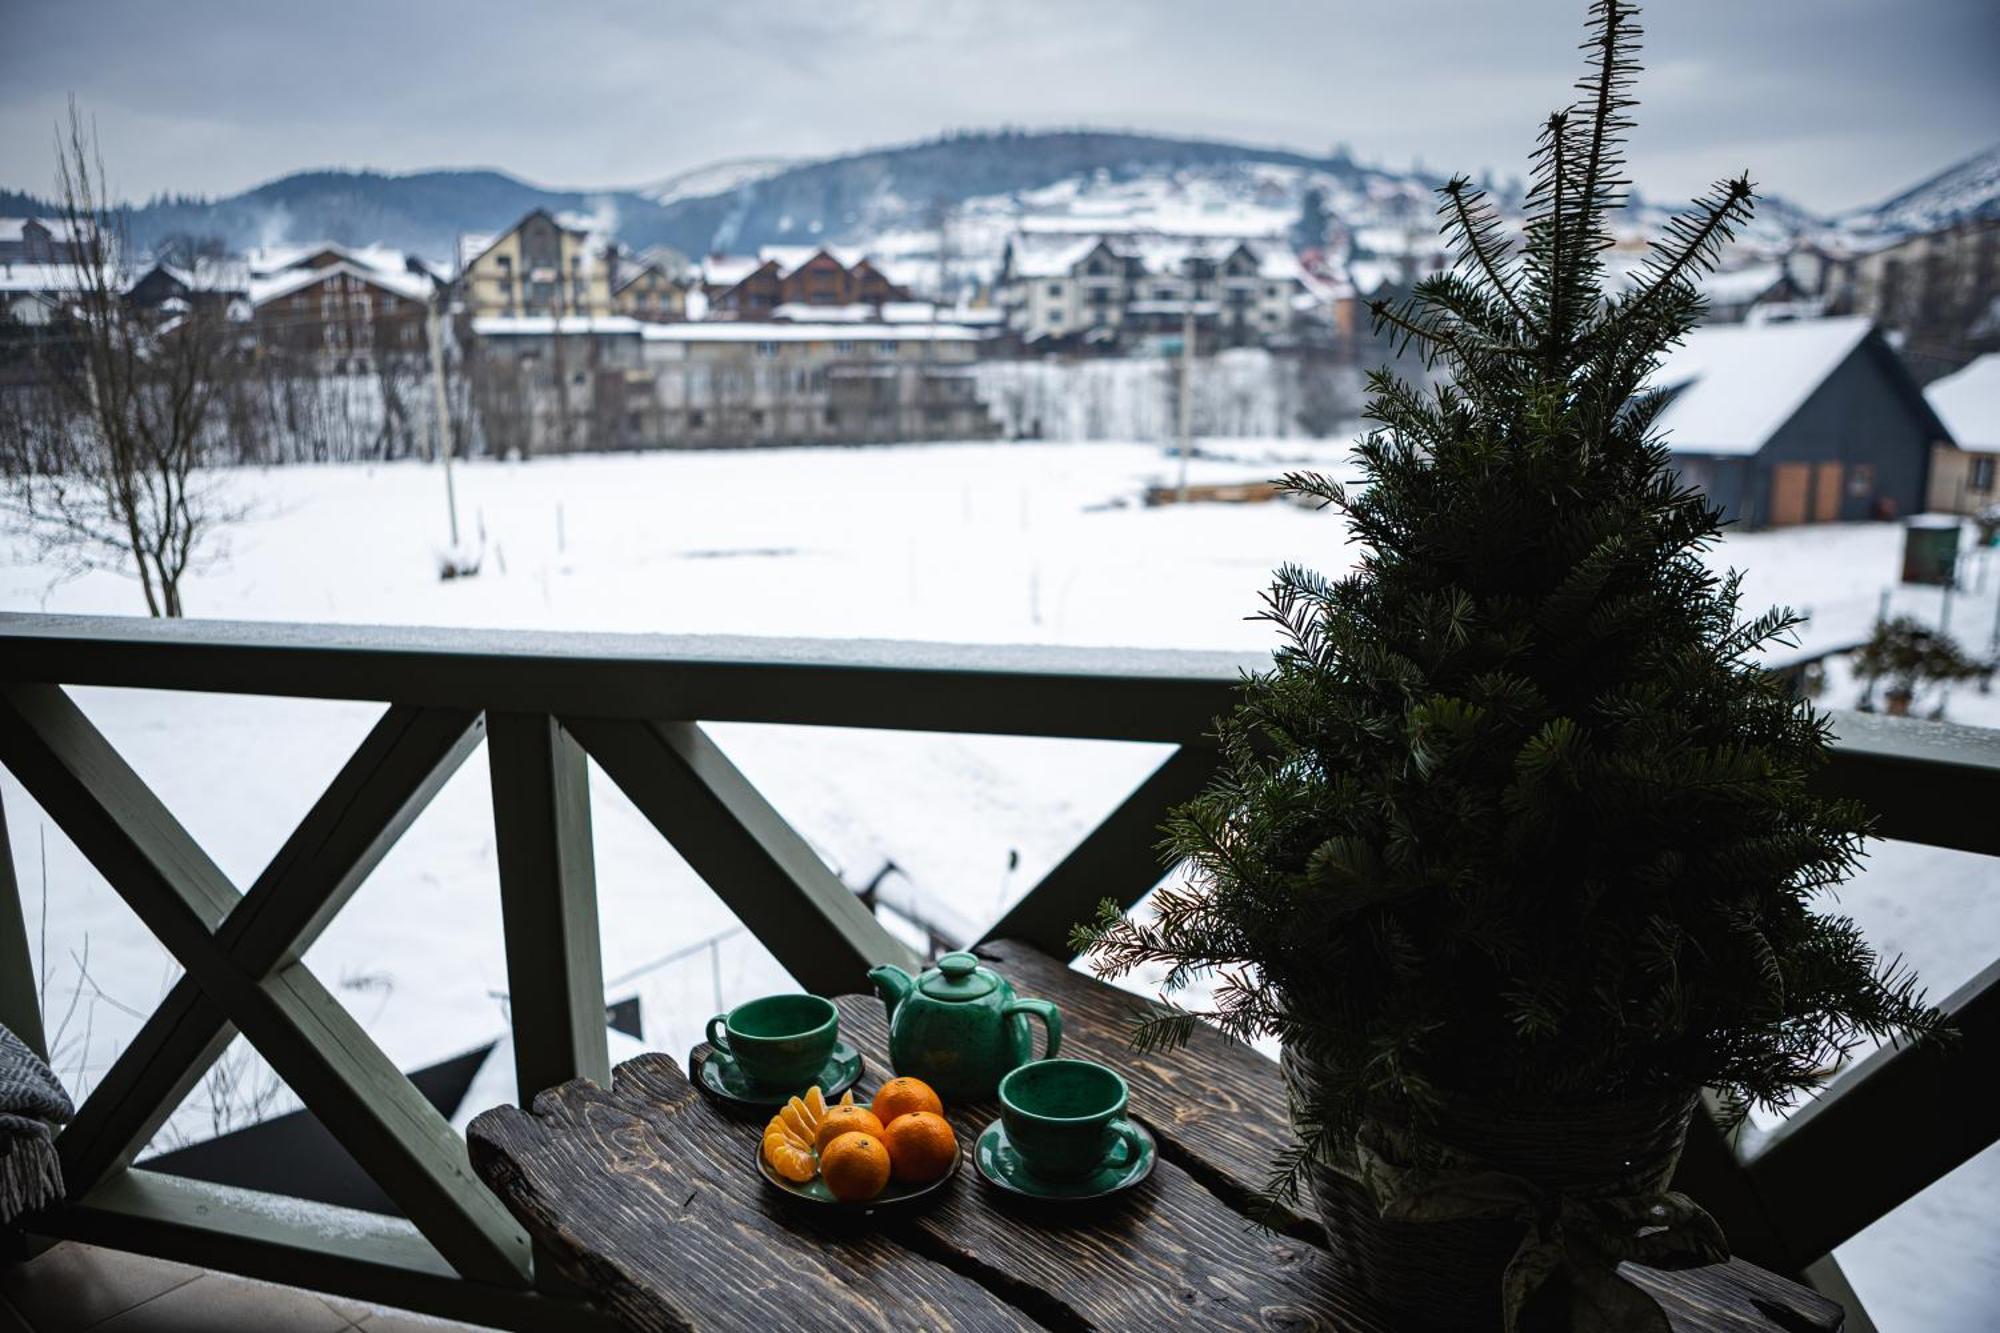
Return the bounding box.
[1770,462,1811,527]
[1812,462,1844,522]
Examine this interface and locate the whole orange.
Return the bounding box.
[881,1111,958,1184]
[818,1131,891,1202]
[871,1076,944,1127]
[813,1104,886,1153]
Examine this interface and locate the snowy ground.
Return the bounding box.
[3,441,1995,1327]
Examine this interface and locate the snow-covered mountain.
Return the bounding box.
[1836,143,2000,238]
[641,157,794,207]
[12,128,1988,277]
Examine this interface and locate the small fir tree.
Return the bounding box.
[1078,0,1943,1206]
[1853,615,1985,716]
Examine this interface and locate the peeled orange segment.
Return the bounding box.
[804,1086,827,1120]
[763,1137,816,1183]
[779,1098,815,1143]
[761,1112,817,1182]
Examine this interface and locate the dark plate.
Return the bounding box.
[755,1134,963,1214]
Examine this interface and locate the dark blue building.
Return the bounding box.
[1653,316,1948,528]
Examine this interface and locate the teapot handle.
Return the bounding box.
[1003,998,1062,1061]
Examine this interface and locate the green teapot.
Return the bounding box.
[867,952,1062,1101]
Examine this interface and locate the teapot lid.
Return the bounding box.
[918,950,997,1001]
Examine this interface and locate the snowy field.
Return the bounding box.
[3,440,1996,1327]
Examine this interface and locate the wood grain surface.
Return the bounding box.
[469,939,1843,1332]
[467,1055,1034,1332]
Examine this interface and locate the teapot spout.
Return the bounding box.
[867,963,916,1019]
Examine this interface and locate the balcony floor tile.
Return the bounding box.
[1,1242,502,1332]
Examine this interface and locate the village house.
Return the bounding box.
[126,258,250,317]
[1695,262,1812,324]
[1923,353,2000,515]
[611,255,691,322]
[248,256,436,373]
[994,232,1314,351]
[1650,315,1947,528]
[701,247,910,319]
[0,264,85,326]
[0,216,96,266]
[457,210,614,320]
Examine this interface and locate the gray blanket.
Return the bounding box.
[0,1023,70,1222]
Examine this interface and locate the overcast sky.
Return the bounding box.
[2,0,1995,216]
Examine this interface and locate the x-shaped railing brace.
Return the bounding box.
[0,684,530,1286]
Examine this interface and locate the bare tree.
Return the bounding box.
[0,102,244,616]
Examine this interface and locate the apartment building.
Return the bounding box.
[458,210,614,319]
[995,232,1310,350]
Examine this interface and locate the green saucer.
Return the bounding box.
[972,1116,1156,1201]
[694,1040,863,1110]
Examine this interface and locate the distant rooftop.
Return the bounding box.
[1927,353,2000,454]
[1650,316,1876,457]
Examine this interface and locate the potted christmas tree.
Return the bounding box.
[1077,3,1943,1328]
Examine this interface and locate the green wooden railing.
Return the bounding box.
[0,613,1994,1330]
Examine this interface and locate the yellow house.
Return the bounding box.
[458,210,613,319]
[1925,354,2000,516]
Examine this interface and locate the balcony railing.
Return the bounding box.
[0,612,1994,1330]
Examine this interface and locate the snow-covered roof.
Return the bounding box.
[1650,316,1875,457]
[457,232,497,270]
[245,242,429,282]
[639,321,979,344]
[1697,262,1785,306]
[760,244,869,277]
[0,263,87,292]
[701,255,768,288]
[1004,234,1107,279]
[142,257,250,292]
[1927,354,2000,454]
[248,260,435,307]
[1347,258,1398,297]
[473,315,644,336]
[0,217,93,245]
[1002,231,1307,286]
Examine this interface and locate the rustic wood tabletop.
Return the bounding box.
[466,939,1845,1333]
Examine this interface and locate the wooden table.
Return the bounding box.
[467,940,1844,1332]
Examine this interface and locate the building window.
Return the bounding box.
[878,340,898,353]
[834,340,856,354]
[1046,283,1062,298]
[755,341,779,358]
[689,409,705,428]
[1973,456,1996,491]
[1847,463,1875,496]
[824,408,840,426]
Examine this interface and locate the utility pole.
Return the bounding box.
[1176,292,1195,504]
[427,300,460,547]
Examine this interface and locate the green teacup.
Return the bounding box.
[998,1058,1146,1180]
[706,994,838,1090]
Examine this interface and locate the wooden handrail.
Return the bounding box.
[0,613,1260,741]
